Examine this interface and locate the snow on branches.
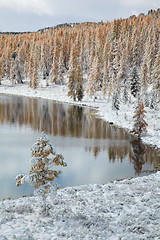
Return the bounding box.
[131,100,148,139]
[16,132,67,198]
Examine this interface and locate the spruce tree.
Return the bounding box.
[129,66,140,97]
[150,90,157,109]
[112,91,120,111]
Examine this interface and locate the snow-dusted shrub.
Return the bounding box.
[16,132,67,213]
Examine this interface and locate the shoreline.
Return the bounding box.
[0,81,160,239]
[0,80,160,150]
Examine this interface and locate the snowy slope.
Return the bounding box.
[0,172,160,239]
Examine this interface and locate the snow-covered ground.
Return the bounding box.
[0,78,160,149]
[0,79,160,239]
[0,172,160,239]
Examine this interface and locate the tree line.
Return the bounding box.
[0,11,160,105]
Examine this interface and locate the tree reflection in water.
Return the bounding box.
[130,139,146,175]
[0,94,160,173]
[0,95,130,140]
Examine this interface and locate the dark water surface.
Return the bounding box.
[0,94,159,200]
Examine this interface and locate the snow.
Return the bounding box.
[0,78,160,239]
[0,172,160,239]
[0,78,159,149]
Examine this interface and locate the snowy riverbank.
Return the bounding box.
[0,79,160,239]
[0,172,160,239]
[0,79,160,149]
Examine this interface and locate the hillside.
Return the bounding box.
[0,9,160,106]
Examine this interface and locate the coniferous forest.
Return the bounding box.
[0,10,160,107]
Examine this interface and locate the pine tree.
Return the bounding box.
[131,100,148,139]
[67,45,78,100]
[117,52,128,87]
[32,67,38,90]
[112,90,120,111]
[10,51,23,84]
[150,90,157,109]
[50,57,58,84]
[24,61,28,79]
[68,67,76,101]
[76,65,84,101]
[101,61,109,97]
[129,66,140,97]
[122,85,129,104]
[10,59,16,85]
[86,57,101,99]
[29,56,34,87]
[140,60,149,89]
[16,132,67,213]
[57,50,64,85]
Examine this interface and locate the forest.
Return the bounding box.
[0,10,160,107]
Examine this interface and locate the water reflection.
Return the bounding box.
[0,95,129,140]
[130,139,160,175]
[130,139,146,175]
[0,94,160,200]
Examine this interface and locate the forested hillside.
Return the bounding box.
[0,9,160,106]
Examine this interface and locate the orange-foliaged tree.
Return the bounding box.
[131,100,148,139]
[16,132,67,213]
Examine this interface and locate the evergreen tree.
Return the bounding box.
[86,58,99,99]
[10,51,23,84]
[152,50,160,92]
[67,44,78,100]
[140,59,149,94]
[32,67,38,90]
[131,100,148,139]
[50,56,58,84]
[10,59,16,85]
[16,132,67,213]
[130,139,145,175]
[122,85,129,104]
[150,90,157,109]
[129,66,140,97]
[24,61,28,79]
[68,67,76,101]
[57,50,64,85]
[101,61,109,97]
[76,65,84,101]
[29,56,34,87]
[112,91,120,111]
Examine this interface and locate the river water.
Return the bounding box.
[0,94,159,200]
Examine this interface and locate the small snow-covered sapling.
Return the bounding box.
[16,132,67,212]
